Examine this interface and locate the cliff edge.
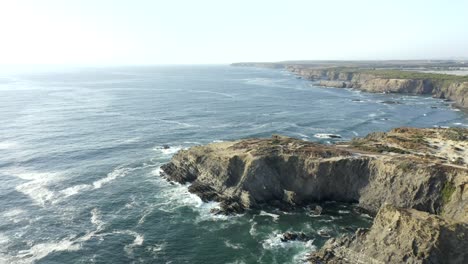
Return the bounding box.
[161,127,467,263]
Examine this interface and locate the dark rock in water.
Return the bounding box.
[281,232,310,242]
[341,226,356,233]
[431,106,438,109]
[351,99,363,102]
[328,134,341,139]
[317,229,331,238]
[296,76,302,79]
[312,205,323,216]
[380,100,401,104]
[188,181,220,202]
[162,144,170,149]
[352,206,375,217]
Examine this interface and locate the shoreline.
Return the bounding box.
[161,127,467,263]
[232,62,468,113]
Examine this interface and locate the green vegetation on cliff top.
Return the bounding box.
[363,69,468,82]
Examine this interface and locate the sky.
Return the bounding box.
[0,0,467,65]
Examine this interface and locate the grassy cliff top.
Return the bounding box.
[360,69,468,82]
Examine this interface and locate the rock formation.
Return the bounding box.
[285,65,468,110]
[161,127,467,263]
[308,205,467,264]
[232,62,468,110]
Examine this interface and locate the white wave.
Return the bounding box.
[0,233,10,245]
[360,213,373,219]
[226,260,247,264]
[111,230,144,255]
[0,141,18,150]
[137,207,155,225]
[189,90,235,99]
[153,145,183,156]
[2,208,26,223]
[3,208,26,218]
[317,227,333,237]
[155,119,199,128]
[262,232,315,251]
[146,243,166,254]
[314,133,341,139]
[261,232,285,249]
[59,184,92,197]
[58,166,137,200]
[295,133,310,139]
[292,241,318,263]
[9,170,62,206]
[224,240,243,250]
[121,137,141,144]
[249,221,258,237]
[90,208,105,230]
[183,141,201,145]
[338,210,350,214]
[11,236,82,264]
[148,174,240,222]
[93,167,134,189]
[1,207,145,263]
[212,139,224,143]
[151,167,163,177]
[351,131,359,136]
[259,211,280,222]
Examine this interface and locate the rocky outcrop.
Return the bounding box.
[318,80,351,88]
[308,205,467,264]
[161,127,467,263]
[285,65,468,110]
[162,128,467,220]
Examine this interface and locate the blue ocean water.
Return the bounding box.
[0,65,466,263]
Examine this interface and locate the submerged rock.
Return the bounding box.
[281,232,310,242]
[380,100,401,104]
[312,205,323,216]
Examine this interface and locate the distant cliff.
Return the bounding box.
[286,65,468,110]
[232,62,468,110]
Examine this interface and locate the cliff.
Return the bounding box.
[286,65,468,110]
[161,127,467,263]
[162,127,467,220]
[309,205,467,264]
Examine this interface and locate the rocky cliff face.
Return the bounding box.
[162,128,467,220]
[286,65,468,110]
[309,204,467,264]
[309,205,467,264]
[161,127,467,262]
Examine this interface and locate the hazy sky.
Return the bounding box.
[1,0,467,65]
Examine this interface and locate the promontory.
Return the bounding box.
[161,127,467,263]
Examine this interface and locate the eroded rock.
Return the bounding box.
[308,205,468,264]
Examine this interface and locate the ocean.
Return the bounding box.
[0,65,466,263]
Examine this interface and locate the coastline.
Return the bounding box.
[232,62,468,112]
[161,127,467,263]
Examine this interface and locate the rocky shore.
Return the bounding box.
[287,65,468,110]
[232,62,468,111]
[161,127,467,263]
